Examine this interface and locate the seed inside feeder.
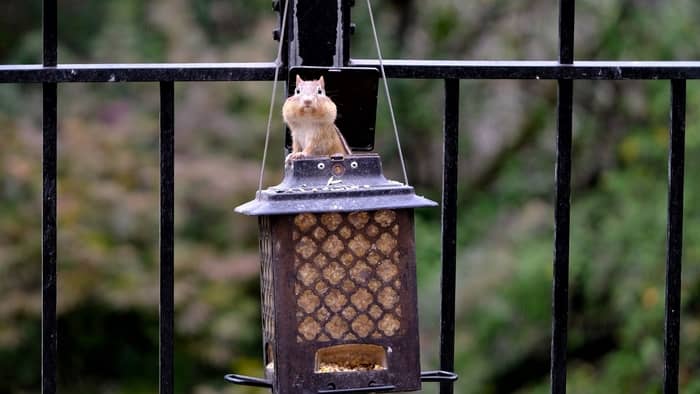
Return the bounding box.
[318,361,384,373]
[315,344,387,373]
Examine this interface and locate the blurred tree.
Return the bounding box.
[1,0,699,393]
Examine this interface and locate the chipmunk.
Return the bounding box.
[283,75,352,163]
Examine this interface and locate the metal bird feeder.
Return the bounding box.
[225,2,457,389]
[230,153,436,394]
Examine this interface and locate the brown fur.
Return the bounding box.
[283,75,351,162]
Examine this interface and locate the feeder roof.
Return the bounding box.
[235,154,437,216]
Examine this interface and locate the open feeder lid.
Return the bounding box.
[235,154,437,216]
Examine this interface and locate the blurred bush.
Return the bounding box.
[1,0,699,393]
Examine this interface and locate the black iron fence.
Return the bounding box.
[0,0,693,393]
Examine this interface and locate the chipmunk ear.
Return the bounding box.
[318,75,325,88]
[295,74,303,85]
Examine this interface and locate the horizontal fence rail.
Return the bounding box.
[3,61,700,83]
[0,63,278,82]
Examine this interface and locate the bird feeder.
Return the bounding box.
[224,61,457,392]
[230,153,436,394]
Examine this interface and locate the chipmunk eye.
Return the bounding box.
[294,88,301,95]
[317,88,324,95]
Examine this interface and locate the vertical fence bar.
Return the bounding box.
[551,78,572,394]
[663,79,685,394]
[42,83,58,394]
[43,0,57,67]
[551,1,574,393]
[439,79,459,394]
[558,0,575,65]
[159,81,175,394]
[42,0,58,393]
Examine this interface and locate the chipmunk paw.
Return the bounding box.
[285,152,306,163]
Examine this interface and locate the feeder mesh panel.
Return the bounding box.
[260,216,275,342]
[292,210,403,343]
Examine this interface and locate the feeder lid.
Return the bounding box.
[235,154,437,216]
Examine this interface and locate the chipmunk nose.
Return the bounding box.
[302,95,313,106]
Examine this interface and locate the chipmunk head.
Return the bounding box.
[293,74,326,110]
[283,75,336,124]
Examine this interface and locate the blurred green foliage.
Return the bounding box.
[1,0,700,393]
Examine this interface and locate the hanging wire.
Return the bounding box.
[366,0,409,185]
[258,0,291,195]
